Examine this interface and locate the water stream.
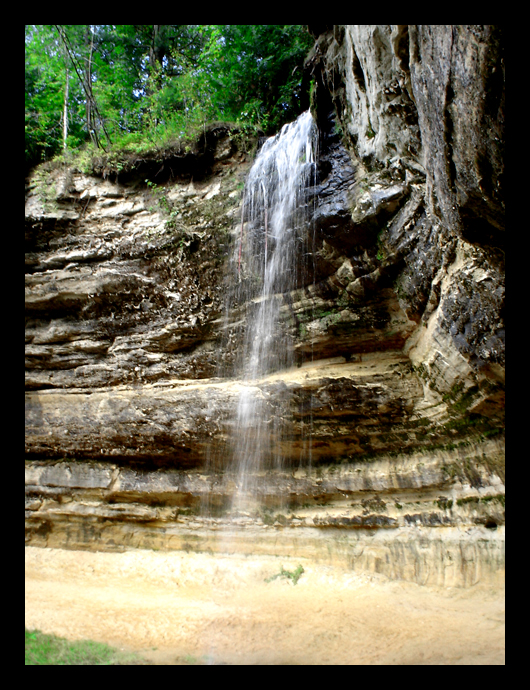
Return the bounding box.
[227,110,318,515]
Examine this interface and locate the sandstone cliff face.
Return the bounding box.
[307,25,504,399]
[25,27,505,586]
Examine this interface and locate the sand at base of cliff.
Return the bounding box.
[25,546,504,665]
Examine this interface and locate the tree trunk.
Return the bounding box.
[148,25,163,128]
[54,24,110,149]
[85,26,99,147]
[62,67,69,151]
[149,25,161,71]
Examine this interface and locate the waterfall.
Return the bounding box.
[228,110,318,514]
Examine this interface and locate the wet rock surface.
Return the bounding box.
[307,24,504,389]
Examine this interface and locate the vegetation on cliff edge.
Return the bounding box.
[25,25,314,173]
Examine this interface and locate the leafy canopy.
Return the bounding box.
[25,25,313,169]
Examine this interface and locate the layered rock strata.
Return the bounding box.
[25,436,504,587]
[25,28,505,586]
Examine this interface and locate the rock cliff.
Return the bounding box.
[25,26,504,586]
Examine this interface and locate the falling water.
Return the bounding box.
[227,110,318,514]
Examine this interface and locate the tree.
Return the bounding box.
[198,26,313,133]
[54,25,111,149]
[25,25,70,167]
[25,25,314,170]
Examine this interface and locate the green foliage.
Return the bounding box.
[25,628,147,665]
[25,25,74,167]
[265,564,305,585]
[25,25,314,171]
[198,25,313,133]
[145,179,180,230]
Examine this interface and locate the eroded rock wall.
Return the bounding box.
[307,25,504,404]
[25,28,505,585]
[26,127,248,393]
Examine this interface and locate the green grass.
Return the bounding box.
[25,629,148,665]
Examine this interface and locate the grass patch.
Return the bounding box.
[25,629,148,665]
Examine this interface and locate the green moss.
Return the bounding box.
[441,463,458,478]
[455,494,504,508]
[443,413,502,439]
[442,381,465,404]
[480,494,505,507]
[456,496,479,507]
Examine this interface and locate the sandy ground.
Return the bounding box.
[25,546,505,665]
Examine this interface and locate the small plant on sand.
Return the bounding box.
[265,564,305,585]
